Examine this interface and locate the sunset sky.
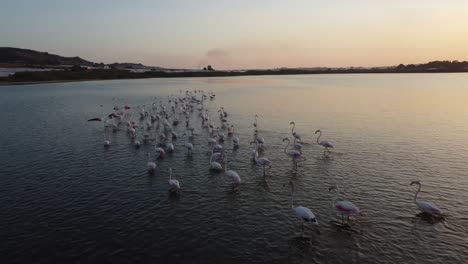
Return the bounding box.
[2,0,468,69]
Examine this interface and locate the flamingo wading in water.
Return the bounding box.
[250,141,272,176]
[289,181,318,236]
[290,121,301,141]
[329,185,360,224]
[224,152,241,186]
[315,129,334,152]
[410,180,442,215]
[282,138,306,169]
[168,168,180,193]
[147,152,157,173]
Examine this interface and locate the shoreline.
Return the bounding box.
[1,70,468,86]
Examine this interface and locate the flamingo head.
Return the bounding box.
[290,121,295,125]
[282,137,290,142]
[328,185,337,192]
[410,180,421,186]
[315,129,321,134]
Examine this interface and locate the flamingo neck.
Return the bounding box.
[414,184,421,203]
[291,123,295,134]
[331,188,339,206]
[284,140,290,154]
[290,185,294,209]
[316,131,322,144]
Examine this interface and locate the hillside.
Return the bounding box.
[0,47,95,66]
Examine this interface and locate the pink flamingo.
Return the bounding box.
[329,185,360,224]
[282,138,306,169]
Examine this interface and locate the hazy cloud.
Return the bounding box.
[206,48,229,58]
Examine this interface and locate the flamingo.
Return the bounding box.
[290,122,302,141]
[155,147,166,159]
[410,181,442,215]
[166,142,175,153]
[103,124,110,147]
[329,185,360,224]
[250,142,272,176]
[168,168,180,193]
[293,137,304,150]
[208,137,217,146]
[224,153,241,185]
[184,142,193,155]
[210,151,223,171]
[212,143,223,153]
[227,125,234,136]
[315,130,334,152]
[233,137,240,149]
[282,138,306,169]
[134,140,141,148]
[289,181,318,235]
[253,114,259,133]
[256,137,265,145]
[218,133,225,142]
[147,153,157,173]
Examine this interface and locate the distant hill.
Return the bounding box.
[0,47,95,66]
[109,62,163,69]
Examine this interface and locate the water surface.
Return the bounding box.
[1,74,468,263]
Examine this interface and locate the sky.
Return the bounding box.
[1,0,468,69]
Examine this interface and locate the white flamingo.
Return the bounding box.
[315,129,334,152]
[103,126,110,147]
[155,147,166,159]
[282,138,306,169]
[233,137,240,149]
[224,153,241,185]
[210,151,223,171]
[166,142,175,153]
[410,181,442,215]
[329,185,360,224]
[227,125,235,136]
[147,153,157,173]
[289,181,318,235]
[168,168,180,193]
[251,143,272,176]
[184,142,193,155]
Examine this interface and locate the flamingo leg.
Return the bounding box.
[301,221,304,237]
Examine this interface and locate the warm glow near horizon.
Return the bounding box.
[2,0,468,69]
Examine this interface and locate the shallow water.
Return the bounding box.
[1,74,468,263]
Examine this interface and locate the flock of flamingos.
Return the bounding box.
[88,89,444,235]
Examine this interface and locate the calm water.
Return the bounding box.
[1,74,468,263]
